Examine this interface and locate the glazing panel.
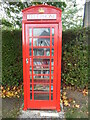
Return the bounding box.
[30,84,32,91]
[30,93,32,100]
[51,70,54,74]
[52,38,54,46]
[30,77,32,83]
[33,59,50,66]
[33,70,50,74]
[29,48,32,56]
[51,76,53,79]
[33,75,49,79]
[33,38,50,46]
[52,48,54,56]
[51,85,53,92]
[34,84,49,91]
[34,93,49,100]
[29,28,32,37]
[33,28,50,36]
[33,48,50,56]
[29,38,32,46]
[51,59,54,66]
[52,28,54,36]
[51,93,53,100]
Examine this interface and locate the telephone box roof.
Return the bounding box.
[22,4,62,13]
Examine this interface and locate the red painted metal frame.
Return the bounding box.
[26,24,57,109]
[22,5,62,111]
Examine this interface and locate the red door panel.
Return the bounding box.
[25,24,58,109]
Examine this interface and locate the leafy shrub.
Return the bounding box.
[62,28,89,88]
[2,28,89,88]
[2,29,22,86]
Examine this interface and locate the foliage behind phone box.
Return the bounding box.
[2,27,89,88]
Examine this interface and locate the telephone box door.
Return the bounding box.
[26,24,58,109]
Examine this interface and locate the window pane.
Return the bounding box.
[52,28,54,36]
[29,48,32,56]
[33,38,50,46]
[51,93,53,100]
[33,75,49,79]
[34,84,49,91]
[30,93,32,100]
[29,38,32,46]
[52,48,54,56]
[34,93,49,100]
[52,38,54,46]
[29,28,32,37]
[51,85,53,92]
[33,48,50,56]
[33,28,50,36]
[33,70,50,74]
[33,59,50,66]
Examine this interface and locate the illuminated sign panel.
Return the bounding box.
[27,14,57,20]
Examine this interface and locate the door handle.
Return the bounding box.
[26,58,28,64]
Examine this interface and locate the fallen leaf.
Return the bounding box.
[1,86,3,90]
[73,100,75,103]
[2,95,5,98]
[72,105,75,108]
[75,104,80,108]
[68,98,73,103]
[64,102,70,106]
[15,92,18,95]
[3,90,6,93]
[63,92,66,95]
[64,100,70,106]
[86,112,88,114]
[7,87,10,91]
[63,87,66,90]
[66,86,70,89]
[17,95,20,98]
[60,99,63,103]
[82,89,88,96]
[13,86,16,90]
[62,95,67,100]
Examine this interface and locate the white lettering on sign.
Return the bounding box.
[27,14,57,20]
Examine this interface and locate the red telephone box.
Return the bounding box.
[22,5,62,112]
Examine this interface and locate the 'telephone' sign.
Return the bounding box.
[27,14,57,20]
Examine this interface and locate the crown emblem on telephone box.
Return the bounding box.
[38,8,44,13]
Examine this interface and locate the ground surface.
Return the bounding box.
[63,88,88,118]
[2,97,23,118]
[2,88,88,119]
[19,109,64,119]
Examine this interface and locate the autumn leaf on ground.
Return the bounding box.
[64,100,70,106]
[1,85,22,98]
[62,95,67,100]
[66,86,70,90]
[13,86,16,90]
[75,104,80,108]
[68,98,73,103]
[82,89,88,96]
[7,87,10,91]
[72,100,76,104]
[63,92,66,96]
[63,87,66,90]
[1,86,3,90]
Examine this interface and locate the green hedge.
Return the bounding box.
[62,28,89,88]
[2,30,22,87]
[2,28,89,88]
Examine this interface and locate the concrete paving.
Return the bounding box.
[18,103,65,119]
